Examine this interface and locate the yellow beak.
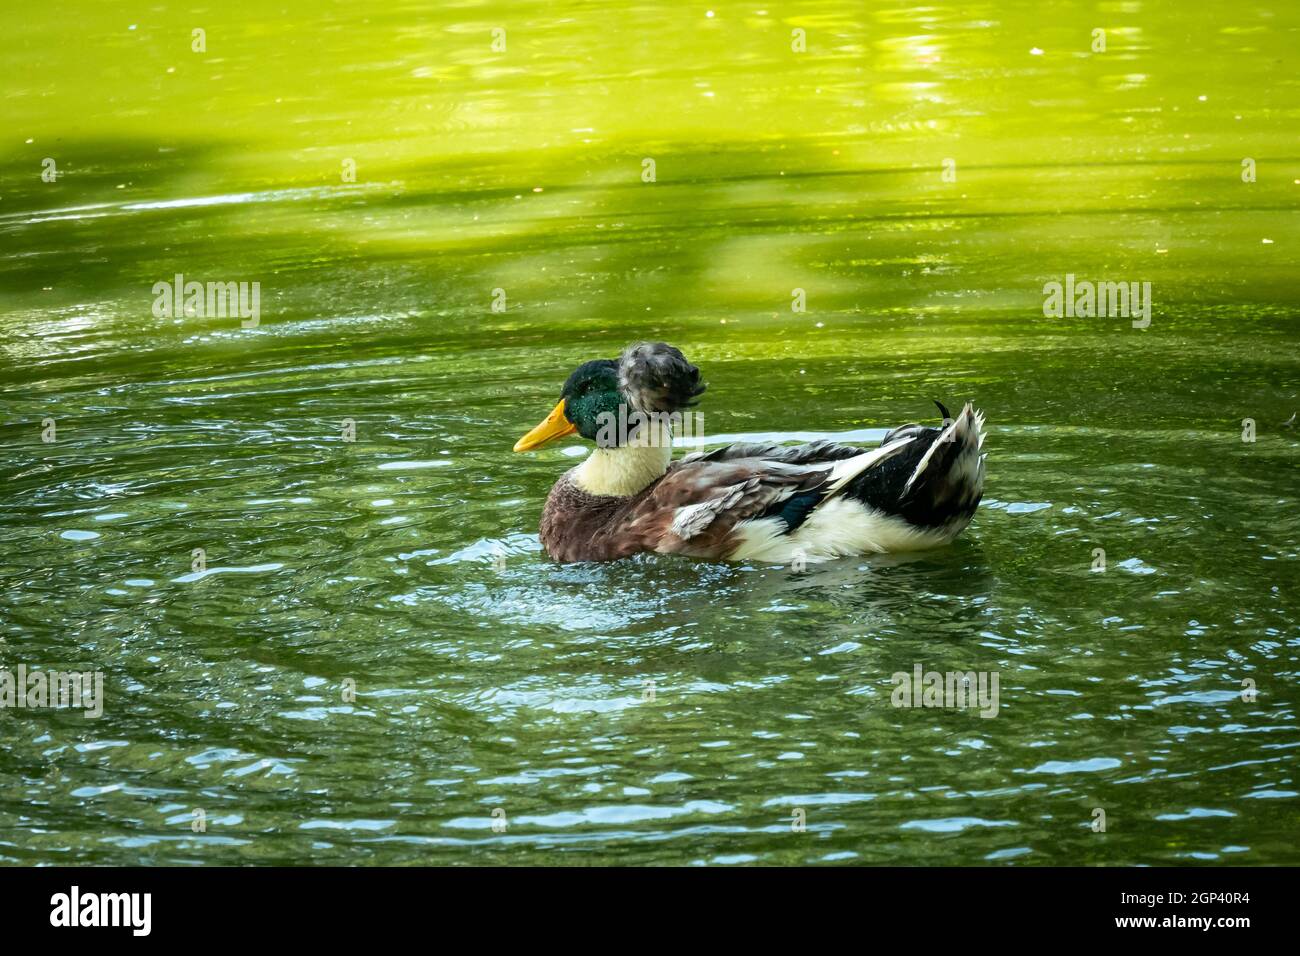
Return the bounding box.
[514,399,578,452]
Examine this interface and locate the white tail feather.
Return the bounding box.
[902,403,985,498]
[825,437,915,496]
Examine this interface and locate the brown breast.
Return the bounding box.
[539,471,653,563]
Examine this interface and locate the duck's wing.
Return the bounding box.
[678,438,871,466]
[617,439,915,559]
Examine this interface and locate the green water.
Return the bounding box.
[2,1,1298,865]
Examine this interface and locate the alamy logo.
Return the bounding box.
[891,664,1000,718]
[152,273,261,328]
[1043,274,1151,328]
[594,405,704,448]
[0,666,103,718]
[50,886,151,936]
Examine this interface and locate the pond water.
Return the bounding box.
[0,1,1297,865]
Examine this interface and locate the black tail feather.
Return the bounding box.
[848,403,984,528]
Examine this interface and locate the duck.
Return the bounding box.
[514,342,986,564]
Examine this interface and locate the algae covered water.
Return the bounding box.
[0,2,1297,864]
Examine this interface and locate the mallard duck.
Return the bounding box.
[514,343,986,564]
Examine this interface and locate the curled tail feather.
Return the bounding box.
[847,402,986,529]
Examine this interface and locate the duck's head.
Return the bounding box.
[514,342,706,452]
